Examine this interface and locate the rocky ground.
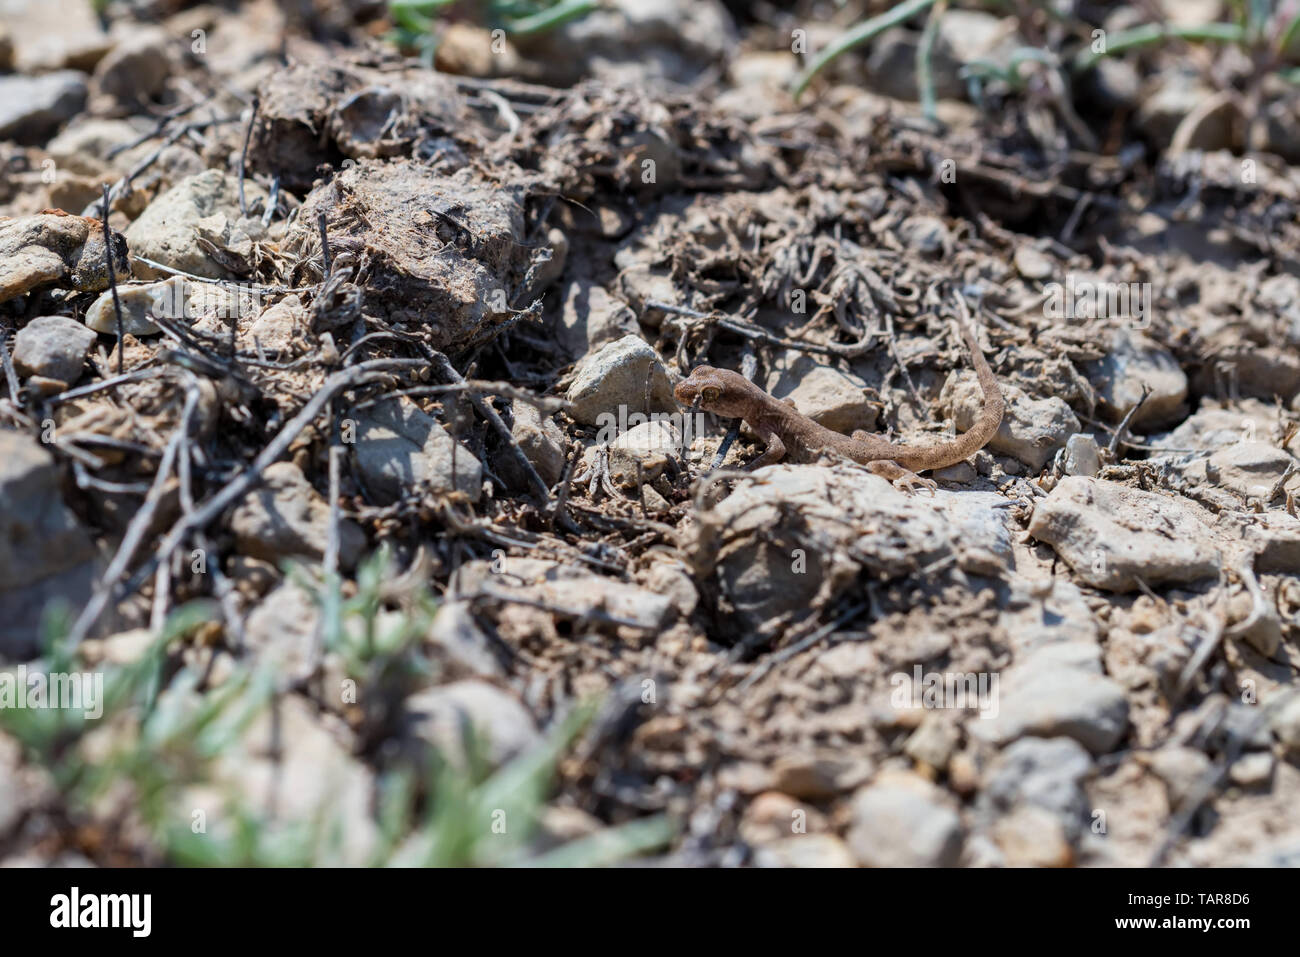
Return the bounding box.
[1,0,1300,867]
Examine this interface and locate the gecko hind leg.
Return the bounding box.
[867,459,937,495]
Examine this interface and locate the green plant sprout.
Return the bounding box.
[2,560,671,867]
[387,0,597,65]
[793,0,1300,110]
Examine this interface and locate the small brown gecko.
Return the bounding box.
[674,313,1004,493]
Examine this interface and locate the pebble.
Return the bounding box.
[998,579,1100,655]
[1136,68,1214,147]
[739,791,825,845]
[352,397,483,505]
[84,275,185,336]
[992,805,1073,867]
[944,373,1080,471]
[846,774,964,867]
[771,754,870,800]
[585,418,680,487]
[450,557,676,633]
[91,27,170,103]
[1060,433,1101,477]
[404,680,542,770]
[1028,476,1220,591]
[752,834,855,868]
[765,353,877,434]
[972,645,1129,755]
[204,693,376,865]
[510,398,568,486]
[1145,745,1212,810]
[11,316,96,385]
[982,736,1092,840]
[1168,90,1238,155]
[44,118,141,177]
[904,715,960,770]
[565,334,676,425]
[1270,694,1300,755]
[427,601,505,679]
[898,216,951,257]
[242,295,306,355]
[0,432,99,659]
[229,461,366,569]
[1086,327,1188,429]
[1228,751,1274,788]
[1014,246,1055,281]
[243,582,317,675]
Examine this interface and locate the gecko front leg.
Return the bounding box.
[748,424,786,470]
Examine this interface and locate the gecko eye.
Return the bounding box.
[701,386,721,403]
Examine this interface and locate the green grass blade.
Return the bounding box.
[1072,21,1245,73]
[793,0,940,100]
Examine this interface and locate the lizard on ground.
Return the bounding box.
[673,309,1004,493]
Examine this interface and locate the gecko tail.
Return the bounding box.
[896,312,1005,472]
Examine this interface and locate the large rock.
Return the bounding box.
[683,466,1012,633]
[192,693,376,865]
[281,160,530,350]
[124,170,267,280]
[944,373,1079,471]
[0,212,128,304]
[351,397,482,505]
[0,71,87,145]
[765,353,877,434]
[0,430,99,660]
[1028,477,1220,591]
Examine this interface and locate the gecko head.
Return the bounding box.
[674,366,750,417]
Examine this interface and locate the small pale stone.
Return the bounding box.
[1061,433,1101,477]
[84,276,188,336]
[12,316,96,383]
[565,335,676,425]
[1014,246,1054,281]
[405,680,541,770]
[847,777,963,867]
[993,805,1073,867]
